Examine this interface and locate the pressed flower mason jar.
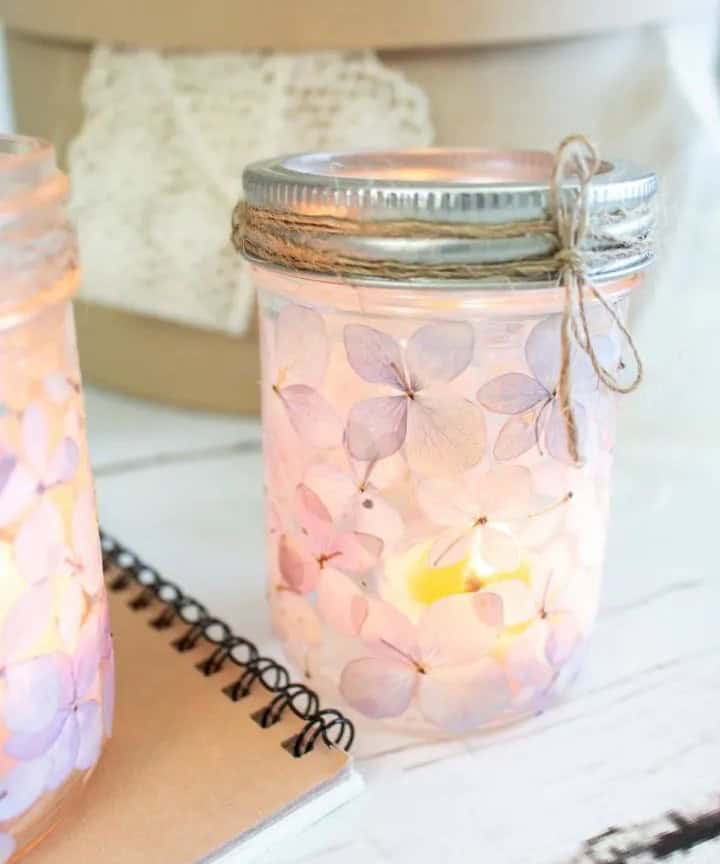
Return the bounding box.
[239,147,656,737]
[0,136,112,860]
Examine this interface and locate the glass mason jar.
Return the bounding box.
[0,136,113,860]
[240,147,656,737]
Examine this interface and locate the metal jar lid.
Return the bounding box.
[240,148,657,285]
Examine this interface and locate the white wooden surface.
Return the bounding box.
[86,386,720,864]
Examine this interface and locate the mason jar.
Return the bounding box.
[236,146,656,736]
[0,136,113,860]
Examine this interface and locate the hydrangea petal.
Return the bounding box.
[348,491,404,550]
[303,462,357,523]
[43,713,79,791]
[417,475,477,528]
[405,322,474,390]
[418,659,510,732]
[277,535,320,594]
[472,465,534,522]
[14,498,64,585]
[406,394,485,475]
[0,462,36,526]
[419,594,499,667]
[477,373,548,414]
[280,385,343,450]
[275,304,329,388]
[546,612,581,666]
[332,531,382,573]
[345,395,408,462]
[0,583,54,665]
[21,403,49,479]
[58,581,86,652]
[294,484,334,554]
[0,833,16,863]
[525,315,562,391]
[316,570,368,636]
[0,759,48,820]
[75,701,103,771]
[493,412,539,461]
[340,657,416,719]
[343,324,406,388]
[72,490,103,595]
[480,524,521,572]
[360,599,418,660]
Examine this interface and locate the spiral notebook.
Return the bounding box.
[28,535,362,864]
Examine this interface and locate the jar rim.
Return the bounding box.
[239,147,657,286]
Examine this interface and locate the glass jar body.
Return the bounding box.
[256,263,635,737]
[0,137,112,861]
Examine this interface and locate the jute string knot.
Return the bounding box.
[549,134,643,463]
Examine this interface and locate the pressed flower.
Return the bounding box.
[340,595,510,731]
[343,322,485,474]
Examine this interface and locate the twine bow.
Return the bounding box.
[550,134,643,463]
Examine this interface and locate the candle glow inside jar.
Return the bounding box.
[240,145,656,736]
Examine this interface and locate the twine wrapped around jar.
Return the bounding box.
[233,134,651,460]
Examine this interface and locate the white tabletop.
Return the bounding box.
[87,385,720,864]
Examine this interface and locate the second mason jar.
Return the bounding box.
[236,146,656,736]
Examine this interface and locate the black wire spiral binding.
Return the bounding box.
[100,531,355,758]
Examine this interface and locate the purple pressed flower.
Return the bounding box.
[478,315,617,464]
[343,322,485,475]
[3,612,103,793]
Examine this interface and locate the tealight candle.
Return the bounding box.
[0,136,112,860]
[236,139,657,736]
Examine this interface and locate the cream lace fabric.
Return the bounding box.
[69,47,433,334]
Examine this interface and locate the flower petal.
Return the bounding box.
[75,700,103,771]
[277,534,320,593]
[340,657,416,719]
[44,372,73,403]
[275,304,329,388]
[22,402,49,478]
[406,394,485,475]
[473,591,505,629]
[428,528,473,569]
[348,491,404,550]
[58,580,86,651]
[546,612,581,666]
[484,579,535,627]
[270,589,322,645]
[477,373,548,414]
[332,531,383,573]
[316,570,369,636]
[472,465,534,522]
[44,713,79,790]
[280,385,343,450]
[0,583,54,665]
[405,322,473,390]
[525,315,561,391]
[419,593,499,667]
[303,462,358,523]
[0,461,36,526]
[0,759,49,820]
[294,483,334,553]
[74,610,103,698]
[3,653,72,747]
[504,622,555,691]
[71,490,103,594]
[14,498,65,585]
[346,395,408,462]
[419,659,510,732]
[0,834,15,863]
[493,412,539,461]
[545,398,588,465]
[343,324,405,388]
[417,475,477,528]
[360,598,419,660]
[479,524,521,572]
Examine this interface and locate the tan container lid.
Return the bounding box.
[0,0,712,51]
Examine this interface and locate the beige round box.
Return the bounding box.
[2,0,694,413]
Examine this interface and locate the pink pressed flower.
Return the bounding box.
[268,304,343,450]
[303,453,404,550]
[417,465,534,571]
[67,490,104,596]
[277,484,383,595]
[478,315,617,464]
[340,595,510,732]
[3,611,103,791]
[0,402,79,526]
[98,599,115,737]
[343,322,485,475]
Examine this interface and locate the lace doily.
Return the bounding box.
[68,46,433,334]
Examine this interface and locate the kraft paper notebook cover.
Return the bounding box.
[27,534,362,864]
